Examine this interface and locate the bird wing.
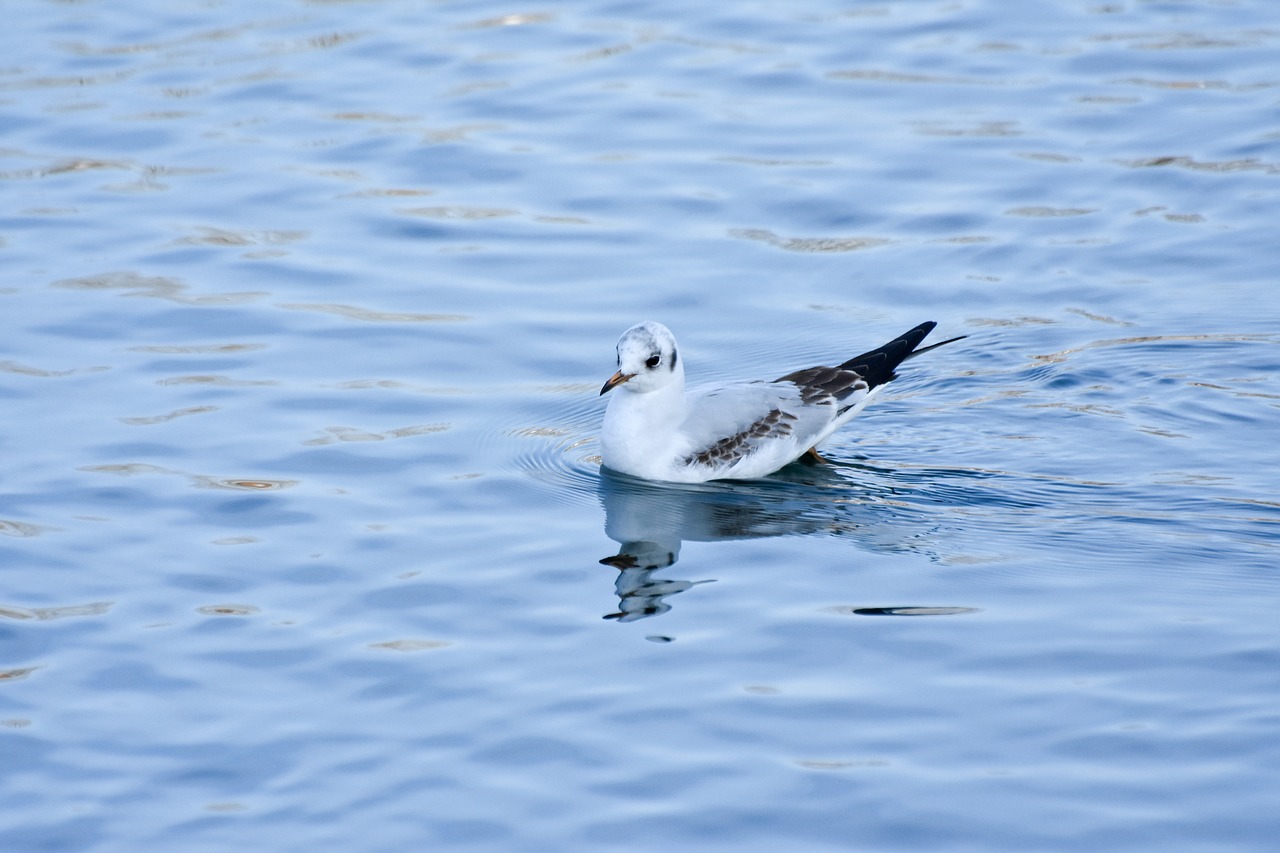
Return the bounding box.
[679,377,853,471]
[773,365,871,415]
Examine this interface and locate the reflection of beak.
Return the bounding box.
[600,371,633,396]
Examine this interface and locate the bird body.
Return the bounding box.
[599,321,962,483]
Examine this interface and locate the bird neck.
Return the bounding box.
[623,371,686,424]
[603,369,687,461]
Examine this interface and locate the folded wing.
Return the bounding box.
[679,380,846,473]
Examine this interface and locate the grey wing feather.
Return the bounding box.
[773,366,870,411]
[680,381,841,470]
[683,406,800,467]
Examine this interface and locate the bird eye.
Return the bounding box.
[645,354,661,369]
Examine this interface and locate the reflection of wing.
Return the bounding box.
[599,466,840,550]
[595,459,966,622]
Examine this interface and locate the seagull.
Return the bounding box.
[599,320,964,483]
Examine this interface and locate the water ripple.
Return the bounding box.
[4,0,1279,848]
[507,390,605,505]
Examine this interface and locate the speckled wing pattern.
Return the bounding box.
[682,405,801,467]
[773,365,870,410]
[677,375,856,473]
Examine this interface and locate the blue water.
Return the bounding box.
[3,0,1279,850]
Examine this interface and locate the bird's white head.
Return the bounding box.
[600,321,683,396]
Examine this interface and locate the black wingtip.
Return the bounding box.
[838,322,964,388]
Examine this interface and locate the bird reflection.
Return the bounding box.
[599,549,712,621]
[597,462,919,621]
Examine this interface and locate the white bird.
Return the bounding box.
[599,320,964,483]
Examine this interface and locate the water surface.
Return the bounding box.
[3,0,1279,850]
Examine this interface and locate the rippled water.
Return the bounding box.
[4,0,1279,850]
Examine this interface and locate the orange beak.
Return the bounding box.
[599,370,633,396]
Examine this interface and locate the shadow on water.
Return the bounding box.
[595,460,993,622]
